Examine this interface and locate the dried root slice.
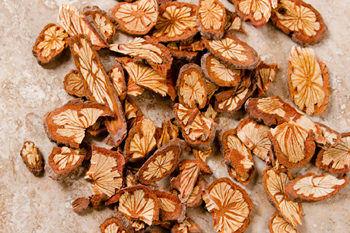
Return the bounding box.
[285,173,348,202]
[63,70,85,98]
[124,119,157,163]
[197,0,226,39]
[108,63,127,101]
[110,37,173,77]
[32,23,68,65]
[72,197,90,213]
[194,147,213,162]
[85,145,125,197]
[269,212,299,233]
[316,133,350,173]
[44,99,112,148]
[315,123,341,150]
[68,35,127,146]
[110,0,158,35]
[117,57,176,100]
[156,118,179,149]
[124,96,145,129]
[203,177,254,233]
[130,219,146,232]
[153,2,198,42]
[58,4,108,49]
[138,139,185,184]
[288,46,329,115]
[177,63,208,109]
[153,190,186,221]
[237,117,272,164]
[172,218,201,233]
[271,0,327,46]
[225,10,244,32]
[202,33,260,70]
[255,62,277,97]
[186,176,207,207]
[229,0,272,28]
[263,168,303,226]
[20,141,44,176]
[201,53,244,87]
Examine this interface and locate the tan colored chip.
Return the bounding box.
[20,141,44,176]
[269,212,299,233]
[63,70,85,98]
[108,63,127,101]
[255,62,277,97]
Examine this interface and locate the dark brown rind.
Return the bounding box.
[20,141,44,176]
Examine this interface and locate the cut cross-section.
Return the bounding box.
[225,10,244,32]
[154,190,186,221]
[269,212,299,233]
[63,70,85,98]
[186,176,207,207]
[255,62,277,97]
[20,141,44,176]
[108,63,127,101]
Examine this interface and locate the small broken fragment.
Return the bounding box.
[125,170,138,187]
[100,217,131,233]
[124,96,145,129]
[172,218,201,233]
[205,78,219,101]
[194,147,213,162]
[315,123,341,150]
[285,173,348,202]
[225,10,244,32]
[108,63,127,101]
[269,212,299,233]
[254,62,277,97]
[156,118,179,149]
[20,141,44,176]
[153,189,186,221]
[288,46,329,115]
[33,23,68,65]
[179,37,206,51]
[72,197,90,213]
[63,70,85,98]
[86,117,107,137]
[186,176,207,207]
[203,104,219,121]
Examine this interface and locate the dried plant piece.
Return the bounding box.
[58,4,108,49]
[167,46,199,62]
[194,147,213,162]
[197,0,226,39]
[285,173,348,202]
[315,123,341,150]
[124,96,145,129]
[263,168,303,226]
[202,33,260,69]
[288,47,329,115]
[173,218,201,233]
[138,139,184,184]
[237,117,272,164]
[316,133,350,174]
[204,104,218,121]
[177,63,208,109]
[201,53,244,87]
[271,0,327,46]
[69,35,127,146]
[33,23,68,65]
[125,170,138,187]
[269,212,299,233]
[86,117,107,136]
[124,119,157,163]
[108,63,127,101]
[72,197,90,213]
[20,141,44,176]
[154,190,186,221]
[110,0,158,35]
[179,37,206,52]
[153,2,198,42]
[225,10,244,32]
[44,99,112,148]
[85,145,125,197]
[268,123,315,169]
[63,70,85,98]
[255,62,277,97]
[203,177,254,233]
[186,176,207,207]
[117,57,176,100]
[205,79,219,101]
[100,217,132,233]
[156,118,179,149]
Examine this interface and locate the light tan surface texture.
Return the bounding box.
[1,0,350,232]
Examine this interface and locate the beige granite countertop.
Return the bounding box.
[1,0,350,232]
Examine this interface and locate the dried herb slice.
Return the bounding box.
[32,23,68,65]
[225,10,244,32]
[255,62,277,97]
[153,190,186,221]
[108,63,127,101]
[285,173,348,202]
[315,122,341,150]
[186,176,207,207]
[271,0,327,46]
[194,147,213,162]
[20,141,44,176]
[156,118,179,149]
[203,104,219,121]
[63,70,85,98]
[269,212,299,233]
[205,79,219,101]
[72,197,90,213]
[288,46,329,115]
[100,217,131,233]
[173,218,201,233]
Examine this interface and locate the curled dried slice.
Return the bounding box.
[203,177,254,233]
[197,0,226,39]
[20,141,44,176]
[167,46,199,62]
[72,197,90,213]
[126,76,145,97]
[201,53,244,87]
[202,33,260,69]
[225,10,244,32]
[86,117,107,136]
[263,168,303,226]
[156,118,179,149]
[186,176,207,207]
[194,147,213,162]
[108,63,127,101]
[110,0,158,35]
[177,63,208,109]
[205,79,219,101]
[315,123,341,150]
[100,217,132,233]
[288,46,329,115]
[63,70,85,98]
[124,96,145,129]
[271,0,327,46]
[268,123,315,169]
[154,190,186,221]
[173,218,201,233]
[255,62,277,97]
[237,117,272,164]
[44,99,112,148]
[32,23,68,65]
[316,133,350,173]
[153,2,199,42]
[285,173,348,202]
[85,145,125,197]
[138,139,184,184]
[269,212,299,233]
[124,119,157,163]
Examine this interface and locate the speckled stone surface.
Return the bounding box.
[1,0,350,232]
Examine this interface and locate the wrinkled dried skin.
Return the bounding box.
[177,63,208,109]
[68,35,127,146]
[271,0,327,46]
[124,96,145,129]
[203,177,254,233]
[72,197,90,213]
[33,23,68,65]
[44,99,112,148]
[288,46,329,115]
[156,118,179,148]
[263,168,303,226]
[194,147,213,162]
[108,63,127,101]
[255,62,277,97]
[84,145,125,197]
[20,141,44,176]
[202,33,260,70]
[110,0,158,35]
[269,212,299,233]
[153,2,199,42]
[154,190,186,221]
[100,217,131,233]
[172,218,201,233]
[316,133,350,173]
[225,10,244,32]
[63,70,85,98]
[197,0,226,39]
[285,173,348,202]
